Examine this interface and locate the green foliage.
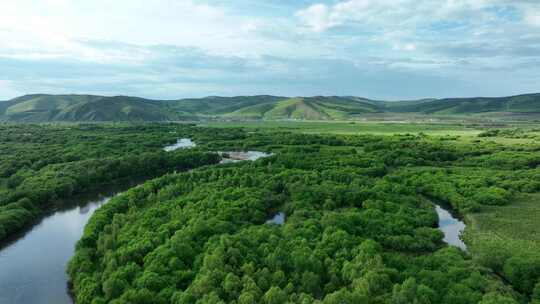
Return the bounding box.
[3,122,538,302]
[66,128,539,303]
[0,124,220,241]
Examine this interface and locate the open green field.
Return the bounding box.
[469,194,540,242]
[465,194,540,296]
[467,193,540,251]
[201,120,484,136]
[201,121,540,146]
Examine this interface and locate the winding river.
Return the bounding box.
[0,140,271,304]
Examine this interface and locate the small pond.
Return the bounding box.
[163,138,196,151]
[219,151,272,164]
[435,204,467,251]
[266,212,285,225]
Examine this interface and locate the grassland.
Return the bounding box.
[465,193,540,286]
[201,120,484,136]
[467,194,540,244]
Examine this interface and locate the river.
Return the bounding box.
[0,182,138,304]
[0,140,271,304]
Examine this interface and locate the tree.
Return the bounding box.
[478,292,518,304]
[223,273,242,299]
[263,286,288,304]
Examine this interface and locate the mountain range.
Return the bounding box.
[1,93,539,122]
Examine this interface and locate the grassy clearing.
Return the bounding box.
[467,194,540,245]
[464,193,540,287]
[201,120,483,136]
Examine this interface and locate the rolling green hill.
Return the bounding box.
[263,96,381,120]
[0,94,173,122]
[1,93,539,122]
[388,93,540,114]
[163,95,287,116]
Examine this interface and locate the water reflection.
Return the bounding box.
[435,205,467,251]
[0,180,140,304]
[0,198,107,304]
[219,151,272,164]
[266,212,285,225]
[163,138,196,152]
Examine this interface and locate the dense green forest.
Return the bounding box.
[0,124,220,241]
[2,93,540,122]
[63,126,540,303]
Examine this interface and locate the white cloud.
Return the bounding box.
[295,4,337,32]
[393,43,417,51]
[0,0,296,61]
[0,0,539,100]
[525,11,540,26]
[295,0,499,32]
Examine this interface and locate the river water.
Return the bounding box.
[0,191,119,304]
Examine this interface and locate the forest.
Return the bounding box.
[0,124,220,241]
[55,124,540,304]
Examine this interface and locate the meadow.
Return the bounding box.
[202,120,483,135]
[466,194,540,294]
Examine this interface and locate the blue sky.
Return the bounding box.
[0,0,539,100]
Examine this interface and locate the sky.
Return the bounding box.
[0,0,539,100]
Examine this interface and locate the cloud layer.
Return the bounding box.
[0,0,539,100]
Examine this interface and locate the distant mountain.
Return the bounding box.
[1,93,539,122]
[0,94,173,122]
[386,93,540,114]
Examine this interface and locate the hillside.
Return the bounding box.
[53,96,172,122]
[388,93,540,114]
[263,96,381,120]
[166,95,287,116]
[1,93,539,122]
[0,94,173,122]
